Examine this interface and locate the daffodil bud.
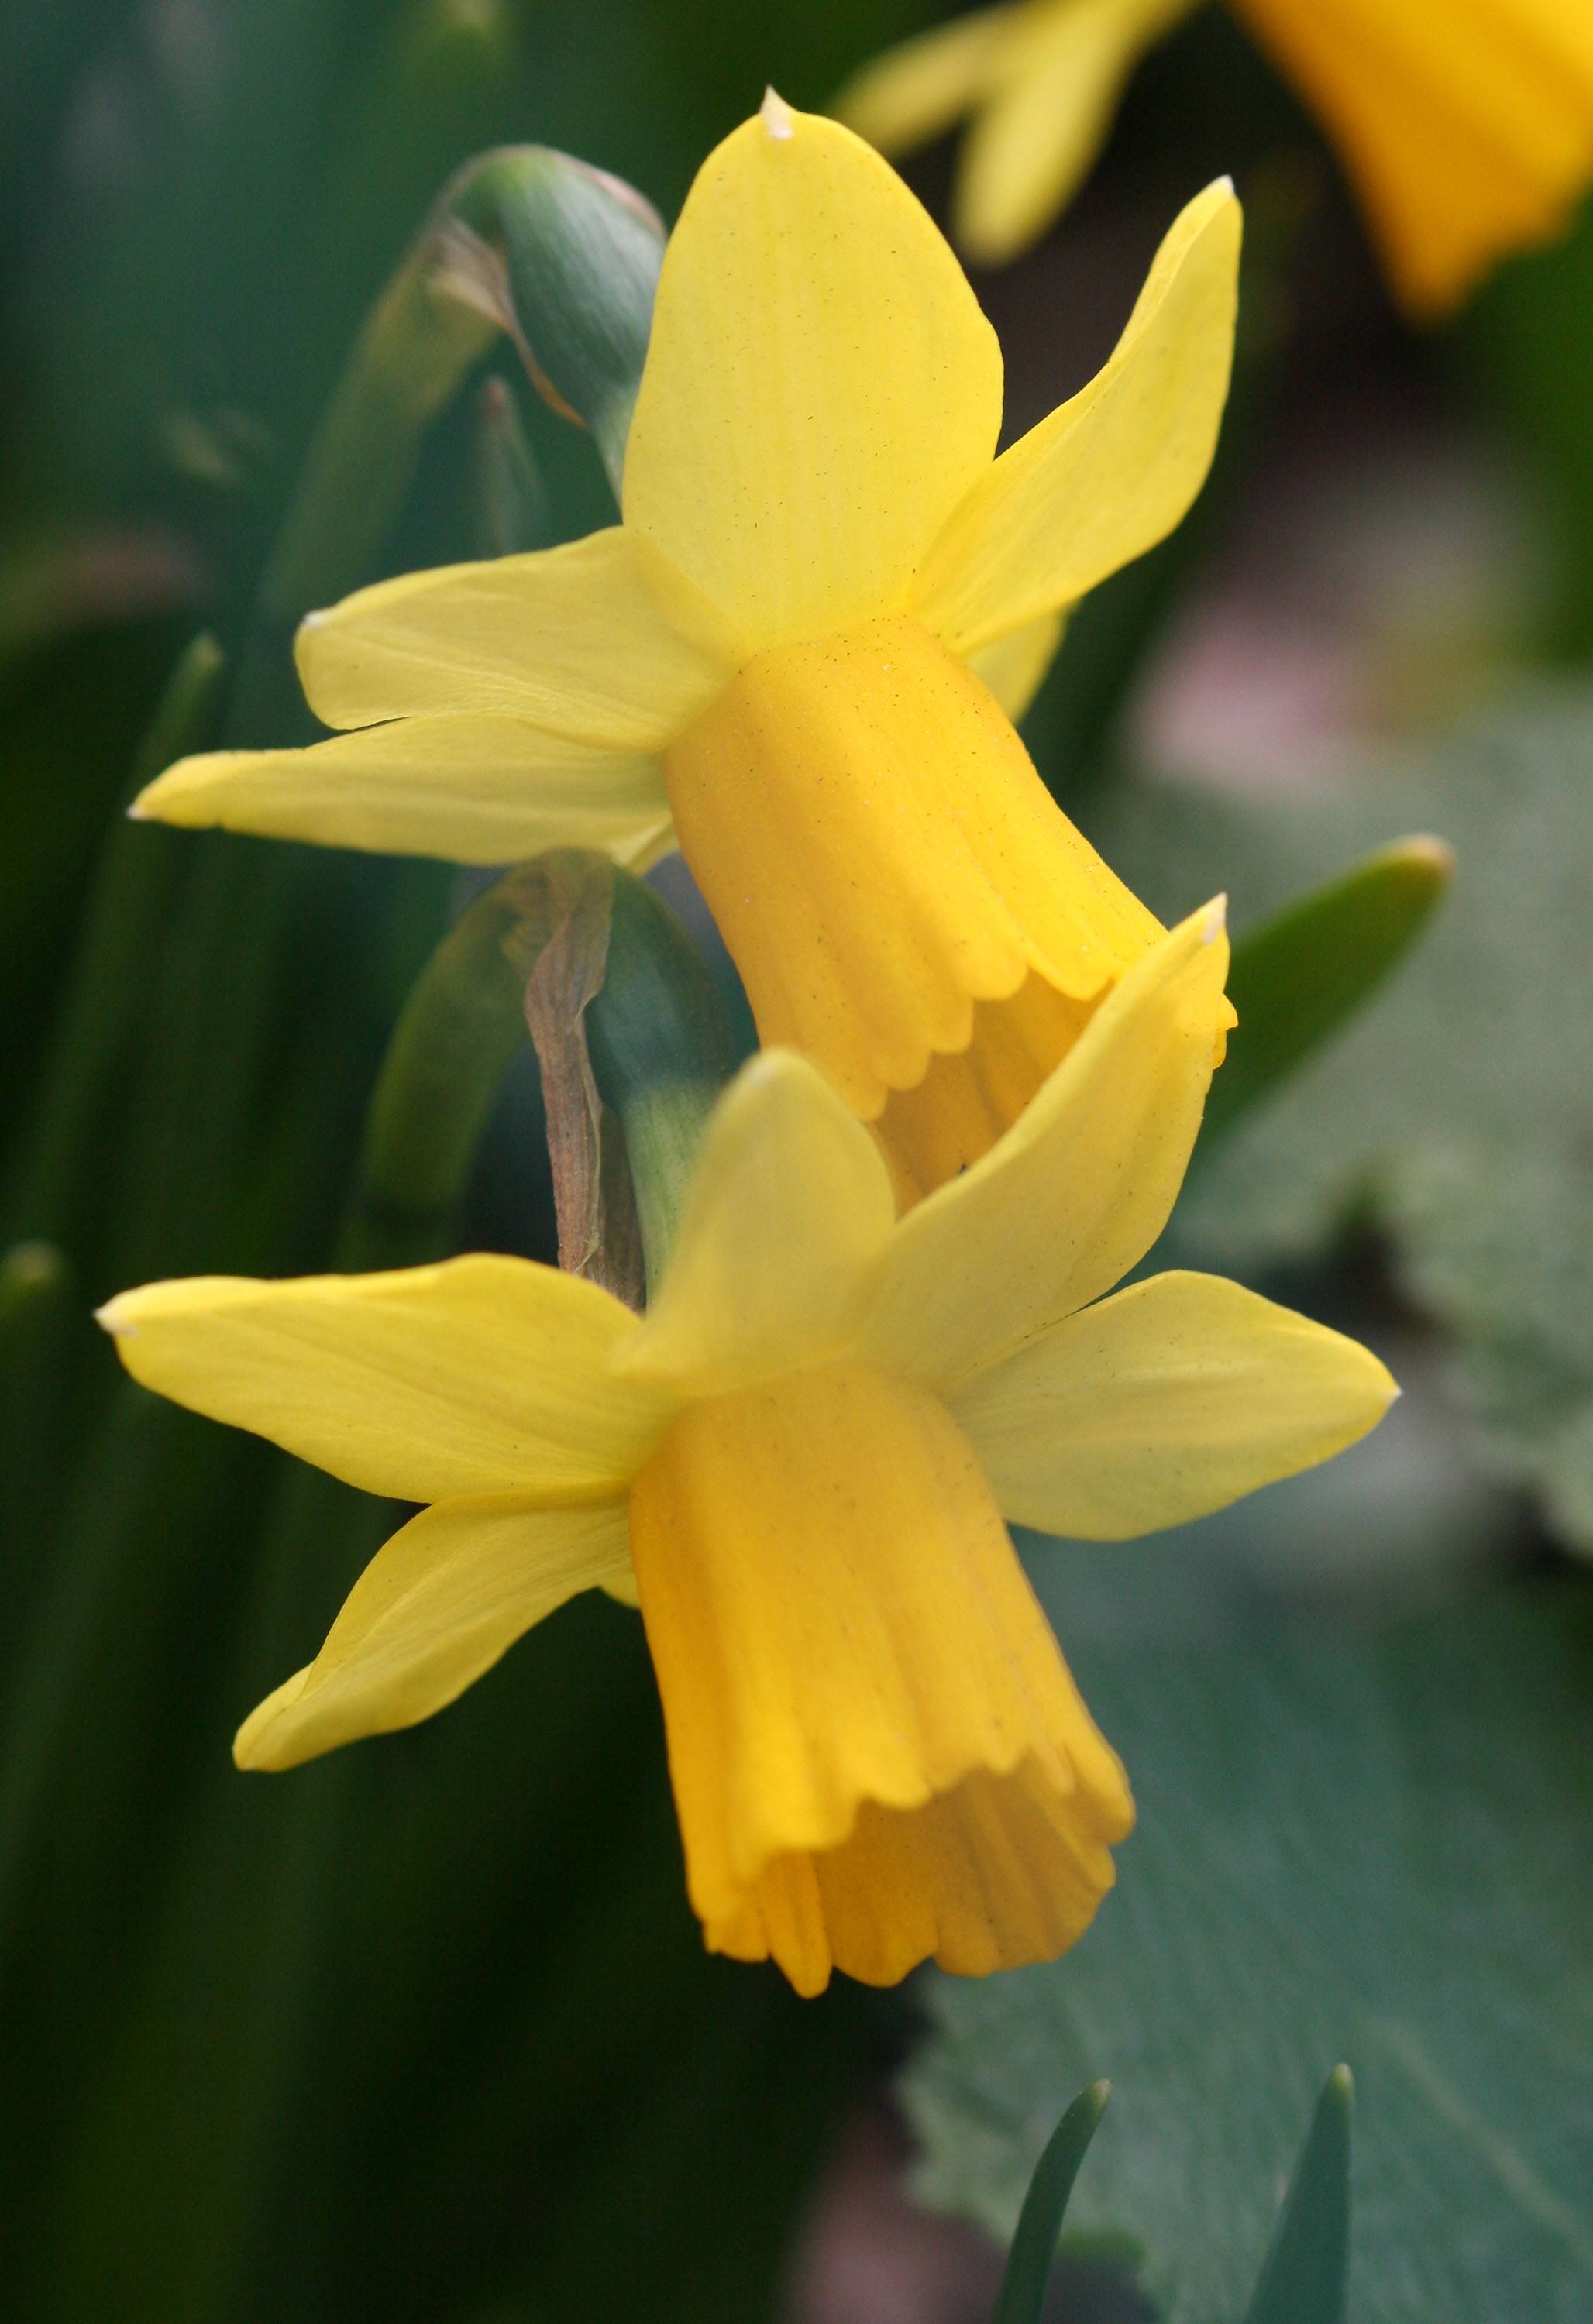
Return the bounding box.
[450,147,664,495]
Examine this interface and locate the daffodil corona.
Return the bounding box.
[838,0,1593,311]
[134,98,1240,1198]
[99,909,1396,1994]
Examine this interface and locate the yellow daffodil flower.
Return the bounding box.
[838,0,1593,312]
[133,97,1240,1200]
[98,907,1395,1994]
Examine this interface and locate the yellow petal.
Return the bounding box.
[622,99,1003,651]
[294,527,737,745]
[1233,0,1593,313]
[628,1356,1131,1994]
[235,1494,632,1770]
[665,614,1164,1122]
[966,606,1066,720]
[133,716,673,868]
[618,1051,894,1397]
[834,5,1018,156]
[98,1257,670,1503]
[912,179,1240,656]
[859,899,1231,1386]
[951,1269,1399,1538]
[954,0,1199,266]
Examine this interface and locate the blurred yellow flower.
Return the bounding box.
[136,98,1239,1198]
[99,907,1395,1994]
[838,0,1593,311]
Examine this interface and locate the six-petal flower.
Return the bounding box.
[134,98,1241,1197]
[99,906,1396,1994]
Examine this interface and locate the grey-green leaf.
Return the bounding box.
[992,2082,1111,2324]
[1086,682,1593,1554]
[905,1577,1593,2324]
[1244,2068,1353,2324]
[1204,838,1452,1143]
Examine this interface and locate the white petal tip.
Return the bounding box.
[1213,174,1235,198]
[1202,894,1229,941]
[760,87,796,140]
[299,608,326,632]
[94,1297,132,1336]
[126,799,150,821]
[1392,834,1456,876]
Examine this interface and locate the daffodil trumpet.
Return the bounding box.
[837,0,1593,314]
[133,98,1241,1199]
[99,906,1396,1995]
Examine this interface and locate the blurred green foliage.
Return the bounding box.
[909,1574,1593,2323]
[1081,689,1593,1555]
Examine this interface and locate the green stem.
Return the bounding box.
[585,872,738,1293]
[8,634,225,1247]
[339,870,538,1271]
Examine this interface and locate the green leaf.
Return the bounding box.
[1244,2068,1353,2324]
[992,2082,1111,2324]
[1083,681,1593,1554]
[906,1576,1593,2324]
[7,634,226,1248]
[1203,838,1452,1143]
[585,865,743,1291]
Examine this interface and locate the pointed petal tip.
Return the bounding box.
[761,86,796,140]
[1202,893,1228,942]
[233,1675,304,1771]
[93,1294,131,1336]
[231,1728,283,1773]
[1390,832,1456,880]
[731,1043,844,1116]
[126,796,150,821]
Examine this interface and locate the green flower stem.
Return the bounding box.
[255,249,498,638]
[585,871,740,1294]
[0,1240,74,1686]
[7,634,225,1249]
[473,374,549,555]
[259,141,661,638]
[339,868,540,1272]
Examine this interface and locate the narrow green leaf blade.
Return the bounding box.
[1203,837,1453,1142]
[991,2082,1112,2324]
[1244,2066,1354,2324]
